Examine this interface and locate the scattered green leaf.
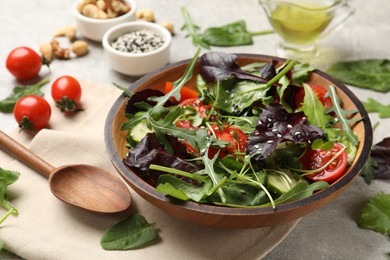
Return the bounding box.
[326,59,390,92]
[181,7,273,49]
[358,192,390,235]
[0,77,49,113]
[202,20,273,47]
[363,98,390,118]
[0,168,20,225]
[101,213,159,250]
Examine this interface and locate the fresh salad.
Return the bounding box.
[120,50,360,209]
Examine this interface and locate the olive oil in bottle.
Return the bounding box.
[269,2,333,45]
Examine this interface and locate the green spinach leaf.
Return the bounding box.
[202,20,273,47]
[363,98,390,118]
[0,168,20,225]
[101,213,159,250]
[181,7,273,48]
[0,77,49,113]
[326,59,390,92]
[358,192,390,235]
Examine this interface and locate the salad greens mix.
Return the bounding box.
[120,50,361,209]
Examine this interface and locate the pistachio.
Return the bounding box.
[54,26,77,41]
[50,39,60,52]
[71,40,89,57]
[39,43,53,62]
[142,9,155,22]
[111,0,130,14]
[82,4,99,18]
[54,48,72,60]
[98,9,108,19]
[96,0,106,10]
[136,9,144,19]
[159,21,175,35]
[76,0,97,13]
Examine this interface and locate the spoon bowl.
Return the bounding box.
[0,130,131,213]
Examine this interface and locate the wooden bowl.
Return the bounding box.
[104,54,372,228]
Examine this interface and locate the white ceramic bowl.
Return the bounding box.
[73,0,137,42]
[102,21,172,76]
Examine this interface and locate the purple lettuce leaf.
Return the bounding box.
[370,137,390,179]
[199,52,267,83]
[125,89,167,114]
[123,133,200,185]
[247,103,324,161]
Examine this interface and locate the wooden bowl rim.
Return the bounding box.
[104,53,373,217]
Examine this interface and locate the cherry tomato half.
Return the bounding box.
[6,47,43,80]
[165,81,198,102]
[51,75,82,112]
[295,84,333,109]
[14,95,51,131]
[300,143,348,183]
[208,124,248,159]
[179,98,212,118]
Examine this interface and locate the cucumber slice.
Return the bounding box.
[267,172,297,196]
[129,120,152,143]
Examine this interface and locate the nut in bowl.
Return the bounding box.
[102,21,172,76]
[73,0,137,42]
[104,51,372,228]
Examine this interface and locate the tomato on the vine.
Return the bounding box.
[6,47,43,80]
[14,95,51,131]
[51,75,82,112]
[165,81,198,102]
[208,124,248,159]
[295,84,333,109]
[300,143,348,183]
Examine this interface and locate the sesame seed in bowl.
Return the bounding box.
[111,29,165,54]
[102,21,172,76]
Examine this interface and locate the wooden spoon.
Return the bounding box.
[0,130,131,213]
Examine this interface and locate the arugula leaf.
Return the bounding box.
[101,213,158,250]
[181,7,210,49]
[196,128,227,203]
[326,59,390,92]
[363,98,390,118]
[326,85,360,146]
[301,83,333,128]
[0,77,49,113]
[358,192,390,235]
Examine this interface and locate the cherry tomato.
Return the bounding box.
[165,81,198,102]
[295,84,333,109]
[300,143,348,183]
[14,95,51,131]
[6,47,43,80]
[208,124,248,159]
[179,98,212,118]
[51,76,82,112]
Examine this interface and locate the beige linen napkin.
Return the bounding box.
[0,79,299,260]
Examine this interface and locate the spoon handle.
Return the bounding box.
[0,130,55,178]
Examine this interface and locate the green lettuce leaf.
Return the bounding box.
[358,192,390,235]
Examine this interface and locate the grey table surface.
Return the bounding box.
[1,0,390,259]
